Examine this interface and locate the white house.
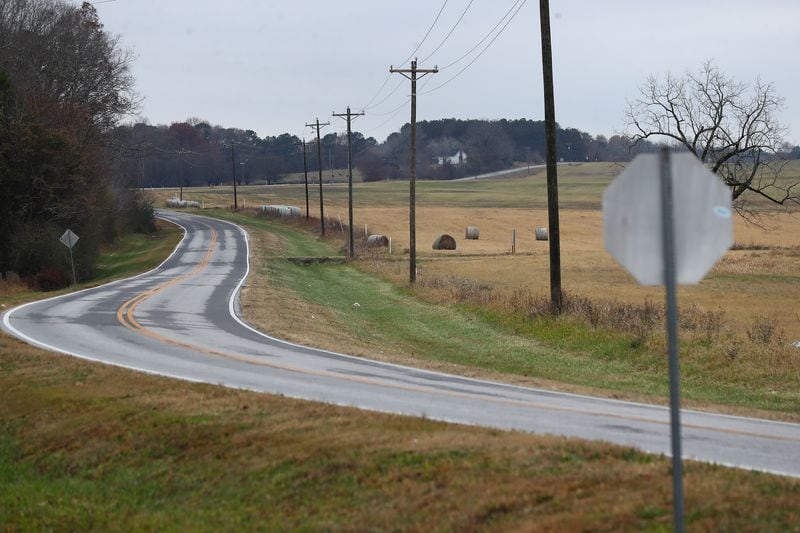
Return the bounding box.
[432,149,467,166]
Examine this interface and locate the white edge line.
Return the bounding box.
[218,216,800,430]
[2,213,188,335]
[3,210,799,479]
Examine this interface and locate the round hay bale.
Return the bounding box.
[465,226,480,240]
[432,234,457,250]
[367,234,390,248]
[535,227,549,241]
[258,205,301,218]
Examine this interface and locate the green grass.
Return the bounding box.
[150,162,623,212]
[0,221,182,308]
[94,222,183,281]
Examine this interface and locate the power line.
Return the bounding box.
[361,76,435,135]
[358,72,392,110]
[364,79,404,111]
[369,98,411,117]
[419,0,477,63]
[396,0,449,67]
[440,0,525,71]
[361,101,409,135]
[357,0,449,115]
[420,0,527,95]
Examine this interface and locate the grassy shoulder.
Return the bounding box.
[211,210,799,419]
[0,219,182,308]
[2,340,798,530]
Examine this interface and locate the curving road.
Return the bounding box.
[3,210,800,478]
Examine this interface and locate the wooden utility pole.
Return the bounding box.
[390,59,437,283]
[306,118,329,235]
[333,106,365,258]
[296,138,310,219]
[229,144,238,209]
[539,0,563,312]
[177,148,189,201]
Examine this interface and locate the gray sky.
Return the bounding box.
[90,0,800,144]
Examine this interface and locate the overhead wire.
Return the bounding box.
[420,0,527,95]
[439,0,524,71]
[362,104,408,135]
[364,78,405,111]
[361,76,436,136]
[358,72,392,110]
[419,0,477,64]
[357,0,449,112]
[396,0,449,67]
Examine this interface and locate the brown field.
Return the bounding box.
[151,161,800,339]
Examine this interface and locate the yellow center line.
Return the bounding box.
[114,221,800,444]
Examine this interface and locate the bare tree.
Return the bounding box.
[625,61,798,212]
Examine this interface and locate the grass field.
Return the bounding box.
[149,161,800,340]
[2,212,799,529]
[200,209,799,418]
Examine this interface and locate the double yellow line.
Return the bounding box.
[112,221,800,445]
[117,224,219,351]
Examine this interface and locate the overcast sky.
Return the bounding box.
[89,0,800,144]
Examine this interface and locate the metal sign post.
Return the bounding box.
[658,148,684,533]
[603,148,733,533]
[59,229,80,285]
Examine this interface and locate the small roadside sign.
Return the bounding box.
[59,229,79,285]
[60,229,79,249]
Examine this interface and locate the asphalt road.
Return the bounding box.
[3,210,799,478]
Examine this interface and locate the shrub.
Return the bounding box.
[33,265,69,291]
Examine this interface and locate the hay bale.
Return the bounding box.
[535,227,549,241]
[166,198,199,208]
[465,226,480,240]
[432,234,457,250]
[367,234,390,248]
[258,205,301,218]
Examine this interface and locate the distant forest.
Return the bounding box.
[111,118,799,188]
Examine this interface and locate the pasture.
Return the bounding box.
[150,161,800,340]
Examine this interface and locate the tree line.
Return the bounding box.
[109,119,378,188]
[110,117,662,188]
[0,0,148,289]
[116,112,800,189]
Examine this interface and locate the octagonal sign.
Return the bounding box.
[603,152,733,285]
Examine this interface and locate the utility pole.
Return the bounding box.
[390,58,437,284]
[539,0,563,312]
[230,144,238,209]
[306,118,329,235]
[296,138,310,219]
[333,106,365,258]
[177,148,188,201]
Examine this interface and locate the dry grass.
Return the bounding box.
[147,163,800,340]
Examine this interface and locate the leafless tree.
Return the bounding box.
[625,61,798,212]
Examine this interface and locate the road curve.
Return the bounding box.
[3,210,799,478]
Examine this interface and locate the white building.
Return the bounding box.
[432,149,467,165]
